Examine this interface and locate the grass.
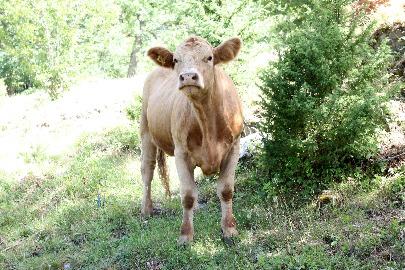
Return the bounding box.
[0,78,403,269]
[0,124,404,270]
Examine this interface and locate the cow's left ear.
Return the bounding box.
[147,47,174,69]
[213,38,241,65]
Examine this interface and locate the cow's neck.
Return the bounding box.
[192,92,222,142]
[190,81,233,151]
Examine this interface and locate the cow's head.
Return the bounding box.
[147,36,241,99]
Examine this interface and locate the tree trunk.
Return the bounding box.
[127,16,144,78]
[127,35,141,78]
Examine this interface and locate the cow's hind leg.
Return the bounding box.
[218,139,240,239]
[174,149,197,245]
[141,132,157,216]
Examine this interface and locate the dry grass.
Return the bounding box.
[0,76,146,179]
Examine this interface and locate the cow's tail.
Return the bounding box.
[157,148,171,197]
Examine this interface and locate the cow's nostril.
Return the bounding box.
[179,75,184,81]
[192,74,197,80]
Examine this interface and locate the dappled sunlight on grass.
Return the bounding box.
[1,156,404,268]
[191,239,222,257]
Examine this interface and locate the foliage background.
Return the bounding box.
[0,0,271,98]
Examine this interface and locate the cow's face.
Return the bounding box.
[148,37,241,99]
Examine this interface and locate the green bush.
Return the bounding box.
[125,95,142,123]
[259,1,396,197]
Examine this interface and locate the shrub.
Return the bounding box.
[125,95,142,123]
[259,1,396,197]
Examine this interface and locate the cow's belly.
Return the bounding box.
[146,95,176,156]
[148,122,175,156]
[150,132,175,156]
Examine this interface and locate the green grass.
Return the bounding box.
[0,126,404,270]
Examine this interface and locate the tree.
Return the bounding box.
[0,0,123,96]
[118,0,177,77]
[259,0,395,196]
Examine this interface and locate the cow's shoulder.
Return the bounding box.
[144,67,173,91]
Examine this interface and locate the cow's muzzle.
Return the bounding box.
[178,72,204,89]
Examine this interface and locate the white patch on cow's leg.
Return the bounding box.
[217,139,240,238]
[141,133,157,216]
[174,148,197,244]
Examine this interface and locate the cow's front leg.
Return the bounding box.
[174,149,197,244]
[218,139,240,239]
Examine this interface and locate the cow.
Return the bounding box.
[140,36,243,244]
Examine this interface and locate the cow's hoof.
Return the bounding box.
[221,227,238,245]
[222,236,236,245]
[178,234,193,246]
[222,227,238,238]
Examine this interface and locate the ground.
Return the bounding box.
[0,77,404,269]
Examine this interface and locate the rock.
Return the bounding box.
[239,132,262,159]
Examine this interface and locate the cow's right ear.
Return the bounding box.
[147,47,174,69]
[213,38,241,65]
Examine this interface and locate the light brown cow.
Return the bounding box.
[140,36,243,244]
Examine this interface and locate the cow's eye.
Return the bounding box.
[207,56,212,61]
[173,58,178,64]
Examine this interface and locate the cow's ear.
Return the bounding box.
[213,38,241,65]
[147,47,174,68]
